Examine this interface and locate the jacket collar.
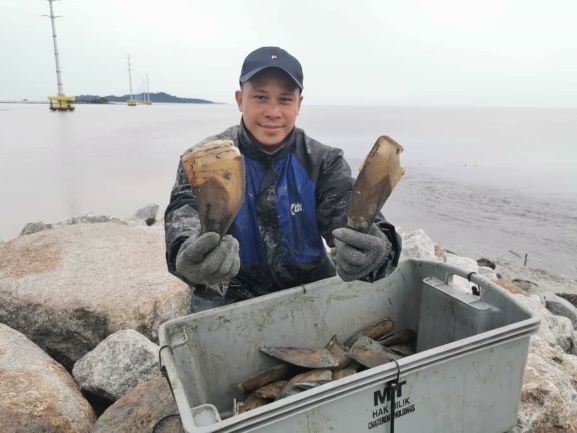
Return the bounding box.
[238,119,296,162]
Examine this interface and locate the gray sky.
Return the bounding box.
[2,0,576,106]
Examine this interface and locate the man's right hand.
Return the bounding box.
[175,232,240,285]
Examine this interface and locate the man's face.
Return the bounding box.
[235,69,303,147]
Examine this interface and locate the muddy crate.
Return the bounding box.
[158,258,539,433]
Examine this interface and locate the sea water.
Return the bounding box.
[0,103,575,277]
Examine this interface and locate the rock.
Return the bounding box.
[558,293,577,308]
[73,330,160,401]
[517,337,577,433]
[512,279,539,292]
[133,203,160,226]
[0,223,191,369]
[0,323,96,433]
[478,265,498,282]
[444,253,478,274]
[92,375,185,433]
[433,243,444,260]
[477,257,496,270]
[58,213,127,226]
[515,294,577,355]
[497,279,528,296]
[513,293,577,432]
[20,221,53,236]
[400,229,437,260]
[543,293,577,330]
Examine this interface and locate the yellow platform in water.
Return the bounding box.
[48,95,75,111]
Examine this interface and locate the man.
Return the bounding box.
[165,46,401,311]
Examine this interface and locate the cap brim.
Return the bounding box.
[240,66,303,90]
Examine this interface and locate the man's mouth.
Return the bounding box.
[259,124,283,130]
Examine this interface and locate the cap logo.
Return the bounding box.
[271,54,278,59]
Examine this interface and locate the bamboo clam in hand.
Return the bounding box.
[181,139,246,237]
[347,136,405,233]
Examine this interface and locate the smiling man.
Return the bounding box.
[164,46,401,311]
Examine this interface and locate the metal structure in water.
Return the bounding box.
[44,0,75,111]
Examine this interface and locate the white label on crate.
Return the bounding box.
[366,380,416,430]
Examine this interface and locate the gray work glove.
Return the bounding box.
[175,232,240,285]
[331,224,393,282]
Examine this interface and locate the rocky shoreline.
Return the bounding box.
[1,206,576,432]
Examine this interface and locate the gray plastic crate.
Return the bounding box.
[159,259,539,433]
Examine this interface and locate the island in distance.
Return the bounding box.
[75,91,215,104]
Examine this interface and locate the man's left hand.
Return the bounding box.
[332,224,393,282]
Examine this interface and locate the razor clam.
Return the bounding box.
[181,139,245,236]
[388,344,416,357]
[378,329,417,347]
[276,369,333,400]
[347,136,405,233]
[332,368,359,380]
[260,347,339,369]
[345,319,395,346]
[239,392,268,414]
[254,380,288,400]
[325,335,350,369]
[237,364,292,393]
[348,336,400,368]
[294,380,332,390]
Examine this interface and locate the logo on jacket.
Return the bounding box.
[290,202,303,215]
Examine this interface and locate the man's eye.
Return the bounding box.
[254,95,266,101]
[280,97,293,103]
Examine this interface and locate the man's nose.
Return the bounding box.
[263,100,281,118]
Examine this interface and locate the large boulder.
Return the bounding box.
[133,203,160,226]
[543,292,577,330]
[515,294,577,432]
[400,229,437,260]
[0,323,95,433]
[92,375,185,433]
[19,221,53,236]
[59,213,127,226]
[0,222,191,369]
[73,329,160,401]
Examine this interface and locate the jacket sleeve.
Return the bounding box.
[315,147,402,281]
[164,159,201,275]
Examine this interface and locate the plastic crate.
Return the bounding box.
[159,258,539,433]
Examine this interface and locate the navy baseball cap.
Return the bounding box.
[239,46,303,90]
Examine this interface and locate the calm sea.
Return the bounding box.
[1,103,576,278]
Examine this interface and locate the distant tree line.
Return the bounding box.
[75,92,215,104]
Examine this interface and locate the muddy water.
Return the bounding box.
[1,103,575,277]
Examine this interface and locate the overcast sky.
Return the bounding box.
[2,0,576,106]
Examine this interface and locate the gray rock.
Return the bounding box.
[517,336,577,433]
[20,221,53,236]
[0,323,96,433]
[558,293,577,308]
[134,203,160,226]
[513,293,577,432]
[512,278,539,292]
[477,257,496,270]
[543,292,577,330]
[58,213,127,226]
[0,223,191,369]
[478,265,498,282]
[92,375,185,433]
[515,294,577,355]
[400,229,437,260]
[73,330,160,401]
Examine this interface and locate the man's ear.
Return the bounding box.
[234,90,243,112]
[296,94,303,116]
